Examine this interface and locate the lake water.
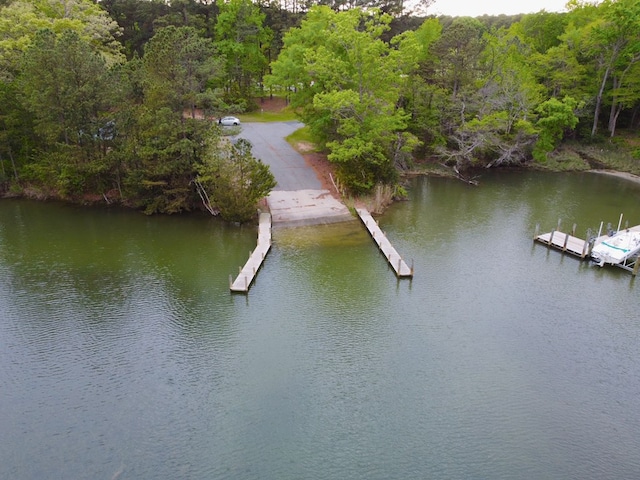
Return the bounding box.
[1,171,639,479]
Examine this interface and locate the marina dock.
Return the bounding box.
[534,229,594,259]
[230,212,272,292]
[357,208,413,278]
[534,217,640,275]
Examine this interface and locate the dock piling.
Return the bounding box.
[535,219,640,275]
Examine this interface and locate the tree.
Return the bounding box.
[18,29,113,195]
[142,25,223,117]
[430,16,486,99]
[99,0,170,58]
[392,18,444,150]
[517,10,567,54]
[118,107,211,214]
[424,22,542,171]
[530,42,587,98]
[214,0,272,107]
[107,33,218,213]
[267,6,417,193]
[570,0,640,136]
[0,81,32,186]
[0,0,123,79]
[196,137,276,222]
[533,96,581,162]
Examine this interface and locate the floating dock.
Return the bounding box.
[230,212,272,292]
[534,217,640,275]
[534,230,594,259]
[357,208,413,278]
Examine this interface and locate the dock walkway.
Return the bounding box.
[357,208,413,278]
[230,212,272,292]
[534,230,593,258]
[534,218,640,275]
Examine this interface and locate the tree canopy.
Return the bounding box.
[2,0,640,212]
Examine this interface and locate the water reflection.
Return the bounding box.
[1,172,640,479]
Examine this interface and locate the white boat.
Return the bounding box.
[591,228,640,267]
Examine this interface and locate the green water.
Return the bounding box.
[1,171,640,479]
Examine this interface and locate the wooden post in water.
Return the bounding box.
[572,223,577,236]
[557,218,562,232]
[617,213,623,233]
[534,223,540,239]
[549,229,555,245]
[562,232,570,252]
[633,258,640,276]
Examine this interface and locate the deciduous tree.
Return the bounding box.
[196,137,276,222]
[267,6,417,193]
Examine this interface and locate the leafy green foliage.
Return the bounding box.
[267,7,418,193]
[143,26,223,117]
[4,0,640,208]
[197,138,276,223]
[214,0,271,107]
[533,96,581,162]
[0,0,123,78]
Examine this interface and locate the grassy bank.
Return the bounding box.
[536,134,640,175]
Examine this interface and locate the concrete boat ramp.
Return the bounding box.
[267,189,353,227]
[229,122,412,292]
[229,192,413,293]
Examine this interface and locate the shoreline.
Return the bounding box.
[5,167,640,214]
[588,169,640,185]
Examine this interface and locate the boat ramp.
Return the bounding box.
[230,207,414,293]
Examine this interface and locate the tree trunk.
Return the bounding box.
[608,76,619,137]
[592,64,611,137]
[8,148,19,181]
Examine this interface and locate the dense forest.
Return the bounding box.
[1,0,639,218]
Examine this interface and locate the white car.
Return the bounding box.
[219,116,241,126]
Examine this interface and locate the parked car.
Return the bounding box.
[219,116,241,126]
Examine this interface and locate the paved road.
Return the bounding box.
[237,122,321,191]
[234,121,353,226]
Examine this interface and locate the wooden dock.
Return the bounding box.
[230,212,272,293]
[357,208,413,278]
[534,230,593,258]
[535,221,640,275]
